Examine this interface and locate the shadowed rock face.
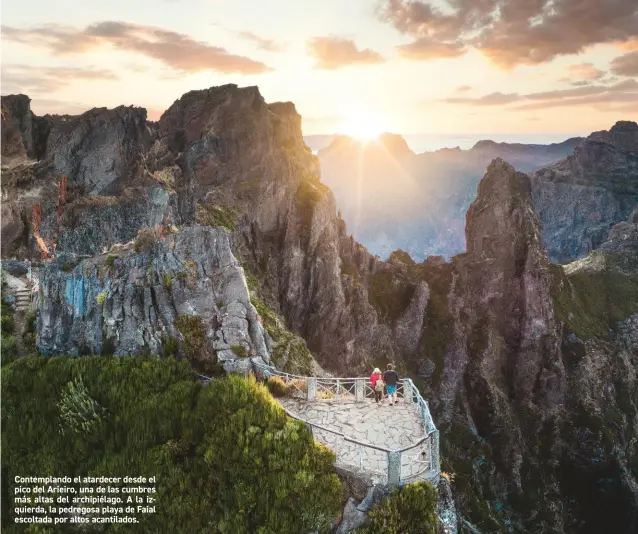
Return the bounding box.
[531,121,638,263]
[38,226,269,374]
[425,160,637,533]
[2,86,637,533]
[2,85,427,373]
[1,94,34,161]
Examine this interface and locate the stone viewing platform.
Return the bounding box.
[253,362,441,488]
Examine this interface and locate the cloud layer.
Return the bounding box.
[379,0,638,67]
[1,64,117,95]
[1,22,272,74]
[611,51,638,77]
[308,37,384,69]
[439,79,638,110]
[236,31,283,52]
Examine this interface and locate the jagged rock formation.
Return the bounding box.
[420,161,638,533]
[1,88,426,374]
[531,121,638,263]
[37,226,270,374]
[317,133,582,260]
[2,88,637,533]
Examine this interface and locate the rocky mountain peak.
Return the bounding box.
[588,120,638,152]
[466,158,537,259]
[1,93,36,161]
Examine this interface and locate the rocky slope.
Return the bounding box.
[531,121,638,263]
[2,89,637,533]
[416,161,638,533]
[1,89,423,375]
[317,134,582,260]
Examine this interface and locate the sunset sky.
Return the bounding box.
[1,0,637,136]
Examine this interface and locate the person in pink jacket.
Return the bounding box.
[370,367,384,404]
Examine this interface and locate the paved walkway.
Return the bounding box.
[280,397,430,484]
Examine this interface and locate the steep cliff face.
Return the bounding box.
[2,86,426,374]
[3,86,637,532]
[425,161,638,533]
[37,226,270,374]
[531,121,638,264]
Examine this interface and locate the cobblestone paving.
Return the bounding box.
[280,397,431,483]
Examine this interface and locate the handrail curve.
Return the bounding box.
[252,361,441,486]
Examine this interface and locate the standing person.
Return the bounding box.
[370,368,384,404]
[383,364,399,406]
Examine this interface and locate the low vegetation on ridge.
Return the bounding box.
[2,356,344,533]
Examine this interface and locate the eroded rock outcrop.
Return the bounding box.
[37,226,269,373]
[3,85,426,374]
[425,160,638,533]
[531,121,638,263]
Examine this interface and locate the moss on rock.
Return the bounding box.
[251,296,313,375]
[550,257,638,340]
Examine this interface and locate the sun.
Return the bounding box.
[337,111,388,141]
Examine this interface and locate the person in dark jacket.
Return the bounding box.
[383,363,399,406]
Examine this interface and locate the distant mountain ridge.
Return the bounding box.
[304,133,584,155]
[531,120,638,263]
[315,131,584,261]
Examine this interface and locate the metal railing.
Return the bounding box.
[252,361,441,486]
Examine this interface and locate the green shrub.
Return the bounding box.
[96,292,107,306]
[1,335,18,366]
[296,179,327,212]
[356,482,439,534]
[23,308,36,334]
[245,273,259,292]
[105,255,118,271]
[231,345,247,357]
[2,358,344,533]
[550,260,638,340]
[1,301,15,335]
[368,271,416,322]
[58,375,105,436]
[251,296,313,374]
[176,315,206,355]
[196,204,237,231]
[340,261,358,277]
[266,376,287,397]
[22,332,36,354]
[134,228,160,253]
[61,261,75,273]
[163,273,172,291]
[162,336,179,359]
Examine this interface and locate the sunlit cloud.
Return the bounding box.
[1,64,118,95]
[610,51,638,77]
[236,31,284,52]
[437,80,638,110]
[1,22,272,74]
[308,36,385,70]
[378,0,638,67]
[559,63,605,83]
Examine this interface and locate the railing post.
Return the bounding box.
[388,451,401,487]
[307,377,317,401]
[355,379,364,402]
[336,378,341,402]
[431,430,441,476]
[305,422,314,438]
